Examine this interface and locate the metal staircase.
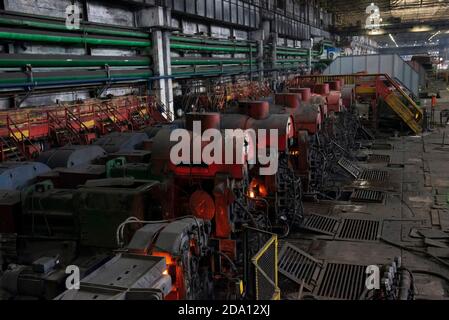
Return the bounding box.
[65,109,94,144]
[149,96,173,124]
[47,110,80,146]
[0,135,26,161]
[377,74,423,134]
[96,102,130,133]
[276,157,303,228]
[5,116,39,160]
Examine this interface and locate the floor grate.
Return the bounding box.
[359,126,375,140]
[367,154,391,163]
[301,214,340,236]
[351,189,385,203]
[370,143,393,150]
[315,263,367,300]
[335,218,381,241]
[359,170,389,182]
[278,243,323,291]
[338,158,362,179]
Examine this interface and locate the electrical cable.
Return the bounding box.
[116,215,202,247]
[410,269,449,285]
[380,236,449,269]
[216,251,238,273]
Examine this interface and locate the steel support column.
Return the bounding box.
[250,29,265,82]
[138,6,174,122]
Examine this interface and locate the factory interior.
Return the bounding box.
[1,0,449,303]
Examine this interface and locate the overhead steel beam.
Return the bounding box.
[332,19,449,36]
[379,43,448,55]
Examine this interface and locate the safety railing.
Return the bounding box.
[0,95,173,162]
[287,73,423,134]
[6,116,40,160]
[243,227,280,300]
[65,108,93,144]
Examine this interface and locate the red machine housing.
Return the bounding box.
[149,113,254,241]
[273,93,322,135]
[311,83,343,113]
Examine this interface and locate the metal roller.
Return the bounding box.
[275,93,302,109]
[186,112,221,133]
[313,83,330,95]
[239,101,270,120]
[341,85,356,109]
[310,95,328,121]
[293,104,322,135]
[327,81,342,92]
[289,88,312,102]
[326,91,343,113]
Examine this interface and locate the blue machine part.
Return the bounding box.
[326,47,340,60]
[36,145,107,169]
[0,162,51,190]
[93,132,148,153]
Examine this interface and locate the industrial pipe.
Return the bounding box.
[171,42,256,53]
[172,58,254,66]
[277,41,334,57]
[0,54,259,68]
[0,69,154,86]
[0,16,149,39]
[0,15,257,47]
[0,29,257,54]
[171,35,253,47]
[0,62,309,89]
[0,29,149,47]
[0,54,151,68]
[0,14,333,58]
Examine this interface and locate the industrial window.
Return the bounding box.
[276,0,286,10]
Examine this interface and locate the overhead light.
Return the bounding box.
[368,29,385,35]
[411,25,432,32]
[429,30,441,41]
[389,33,399,47]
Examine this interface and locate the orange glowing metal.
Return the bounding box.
[152,251,174,265]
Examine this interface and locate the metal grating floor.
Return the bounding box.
[301,214,340,236]
[367,154,391,163]
[351,189,385,203]
[338,158,362,179]
[278,243,323,291]
[370,143,393,150]
[359,170,389,182]
[315,263,367,300]
[335,218,381,241]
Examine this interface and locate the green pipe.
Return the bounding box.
[0,70,153,85]
[277,59,307,64]
[0,55,150,68]
[0,55,258,68]
[0,30,149,47]
[0,16,149,39]
[277,41,334,57]
[171,42,256,53]
[0,62,319,87]
[0,14,333,58]
[0,15,256,50]
[0,30,258,54]
[277,50,310,57]
[172,58,253,66]
[171,35,253,47]
[0,15,256,47]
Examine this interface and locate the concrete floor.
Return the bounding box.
[281,82,449,300]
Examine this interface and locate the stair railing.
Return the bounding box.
[6,116,39,160]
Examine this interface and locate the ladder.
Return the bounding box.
[6,116,39,160]
[0,135,26,161]
[377,75,423,134]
